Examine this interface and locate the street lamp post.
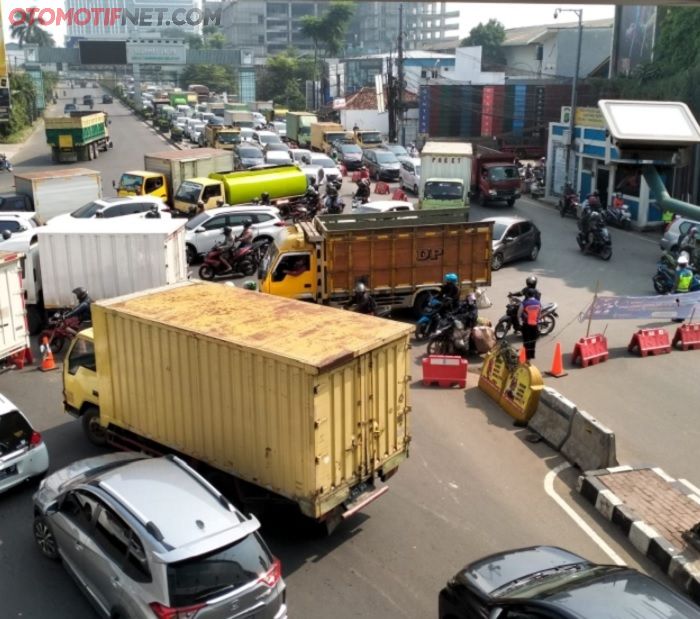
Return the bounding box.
[554,7,583,187]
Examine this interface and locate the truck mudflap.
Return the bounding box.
[341,481,389,520]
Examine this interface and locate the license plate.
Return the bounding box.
[348,481,371,502]
[0,464,18,480]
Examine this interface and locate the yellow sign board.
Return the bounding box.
[498,363,544,424]
[575,107,605,128]
[478,345,514,402]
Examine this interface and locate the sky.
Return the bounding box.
[0,1,616,47]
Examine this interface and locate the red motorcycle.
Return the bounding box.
[40,313,82,354]
[198,243,258,280]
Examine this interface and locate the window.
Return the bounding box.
[519,222,532,234]
[0,220,23,233]
[614,165,641,198]
[101,204,128,218]
[203,216,226,231]
[67,338,96,375]
[227,213,253,227]
[201,185,222,201]
[0,410,32,455]
[272,254,311,281]
[61,490,99,531]
[253,214,273,223]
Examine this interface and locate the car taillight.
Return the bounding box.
[149,602,205,619]
[274,221,286,227]
[29,431,42,448]
[259,558,282,588]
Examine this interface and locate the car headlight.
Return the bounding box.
[489,189,497,196]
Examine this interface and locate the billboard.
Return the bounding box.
[79,41,128,65]
[126,43,186,65]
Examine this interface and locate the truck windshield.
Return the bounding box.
[218,133,240,144]
[175,181,202,205]
[118,174,143,192]
[325,132,346,143]
[424,181,463,200]
[488,166,519,181]
[361,132,382,144]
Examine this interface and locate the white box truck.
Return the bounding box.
[0,251,29,361]
[0,236,42,335]
[14,168,102,223]
[36,218,188,311]
[419,142,473,213]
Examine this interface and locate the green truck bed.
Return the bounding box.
[45,112,107,147]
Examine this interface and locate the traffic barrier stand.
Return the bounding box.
[672,323,700,351]
[545,342,568,378]
[374,181,391,195]
[9,347,33,369]
[628,328,671,357]
[571,334,609,368]
[392,188,408,201]
[422,355,467,388]
[39,337,57,372]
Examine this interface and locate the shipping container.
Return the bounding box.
[64,281,412,527]
[37,218,187,309]
[0,251,29,361]
[14,168,102,223]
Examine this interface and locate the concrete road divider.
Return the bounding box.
[527,386,576,449]
[561,408,618,471]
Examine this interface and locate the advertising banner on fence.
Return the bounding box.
[580,292,700,321]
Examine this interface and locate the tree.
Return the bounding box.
[181,64,237,95]
[460,18,506,70]
[185,34,204,50]
[207,32,225,50]
[0,73,37,138]
[257,50,315,110]
[652,7,700,73]
[10,9,55,47]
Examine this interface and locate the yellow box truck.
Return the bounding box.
[62,281,412,530]
[310,122,353,154]
[260,208,492,313]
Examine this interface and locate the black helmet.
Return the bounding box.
[223,226,232,235]
[526,276,537,288]
[261,192,270,202]
[243,218,253,228]
[73,287,88,302]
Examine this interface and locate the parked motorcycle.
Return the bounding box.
[494,293,558,340]
[576,216,612,260]
[558,188,579,218]
[198,243,258,280]
[415,294,445,340]
[605,205,632,230]
[528,177,545,199]
[40,312,82,354]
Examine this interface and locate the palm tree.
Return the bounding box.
[10,9,55,48]
[299,15,324,109]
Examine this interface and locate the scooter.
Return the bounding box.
[323,194,345,214]
[494,293,558,340]
[414,294,445,340]
[558,192,579,218]
[605,205,632,230]
[40,313,83,354]
[198,243,258,280]
[427,317,472,357]
[576,221,612,260]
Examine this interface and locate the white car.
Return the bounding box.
[290,148,313,165]
[265,150,293,165]
[273,121,287,138]
[185,205,287,264]
[0,392,49,494]
[189,121,206,144]
[252,111,266,126]
[399,158,421,194]
[352,200,414,214]
[239,127,255,142]
[0,212,40,243]
[173,116,188,130]
[253,130,283,148]
[47,197,170,225]
[310,153,342,186]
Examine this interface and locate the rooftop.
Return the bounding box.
[345,87,417,110]
[503,18,614,46]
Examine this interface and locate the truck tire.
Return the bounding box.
[507,198,515,207]
[92,143,99,159]
[82,406,107,446]
[27,306,44,336]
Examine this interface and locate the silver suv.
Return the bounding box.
[33,453,287,619]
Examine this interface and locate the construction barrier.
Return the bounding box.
[528,386,577,450]
[498,362,543,424]
[374,181,391,195]
[392,188,408,201]
[560,409,618,471]
[351,172,362,183]
[673,324,700,351]
[9,347,33,369]
[422,355,467,388]
[571,334,609,368]
[628,328,672,357]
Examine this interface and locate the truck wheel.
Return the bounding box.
[51,148,58,163]
[93,143,99,159]
[413,185,418,195]
[186,244,197,265]
[27,306,45,336]
[82,407,107,446]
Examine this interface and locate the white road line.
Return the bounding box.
[544,462,626,565]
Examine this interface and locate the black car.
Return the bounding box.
[101,94,113,104]
[362,148,400,181]
[83,95,94,105]
[334,142,364,170]
[439,546,700,618]
[63,103,77,114]
[0,193,33,212]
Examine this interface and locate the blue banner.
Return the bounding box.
[418,86,429,134]
[580,292,700,321]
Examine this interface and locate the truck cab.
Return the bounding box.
[116,171,168,201]
[471,149,521,207]
[259,228,317,301]
[354,130,384,149]
[210,127,241,150]
[421,178,466,210]
[62,329,99,422]
[173,177,225,214]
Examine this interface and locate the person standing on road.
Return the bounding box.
[519,288,541,361]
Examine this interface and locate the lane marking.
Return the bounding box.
[544,462,626,565]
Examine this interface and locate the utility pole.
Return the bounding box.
[397,3,405,145]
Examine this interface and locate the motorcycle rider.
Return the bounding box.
[439,273,461,313]
[218,225,237,273]
[324,183,341,213]
[519,288,542,361]
[64,287,93,335]
[560,182,577,213]
[347,282,378,315]
[459,293,479,329]
[260,192,271,206]
[585,210,605,252]
[675,254,694,293]
[510,276,541,330]
[355,178,371,204]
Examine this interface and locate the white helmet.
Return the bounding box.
[678,255,689,267]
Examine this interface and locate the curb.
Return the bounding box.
[578,466,700,603]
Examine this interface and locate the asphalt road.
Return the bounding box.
[0,83,695,618]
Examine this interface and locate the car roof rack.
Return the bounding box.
[165,454,234,513]
[97,481,167,545]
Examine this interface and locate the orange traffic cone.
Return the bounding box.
[39,337,57,372]
[546,342,568,378]
[518,346,527,364]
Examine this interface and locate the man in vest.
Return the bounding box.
[519,288,542,361]
[675,254,694,293]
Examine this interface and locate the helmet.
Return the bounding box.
[467,293,476,304]
[678,255,689,266]
[243,218,253,228]
[243,280,257,291]
[261,191,270,201]
[223,226,232,235]
[690,227,697,237]
[590,210,602,221]
[444,273,458,284]
[72,286,88,302]
[355,282,366,294]
[526,276,537,288]
[588,196,600,209]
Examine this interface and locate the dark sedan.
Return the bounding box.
[101,94,113,104]
[362,148,400,181]
[334,142,364,170]
[440,546,700,618]
[480,215,541,271]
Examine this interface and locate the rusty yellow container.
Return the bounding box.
[91,281,412,520]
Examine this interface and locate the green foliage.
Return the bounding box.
[185,31,226,50]
[10,9,55,47]
[42,71,58,103]
[180,65,237,95]
[257,50,315,110]
[653,7,700,73]
[0,73,37,139]
[185,34,204,50]
[460,18,506,70]
[207,33,225,50]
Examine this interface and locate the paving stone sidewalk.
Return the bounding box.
[579,466,700,602]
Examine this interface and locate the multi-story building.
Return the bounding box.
[222,0,459,63]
